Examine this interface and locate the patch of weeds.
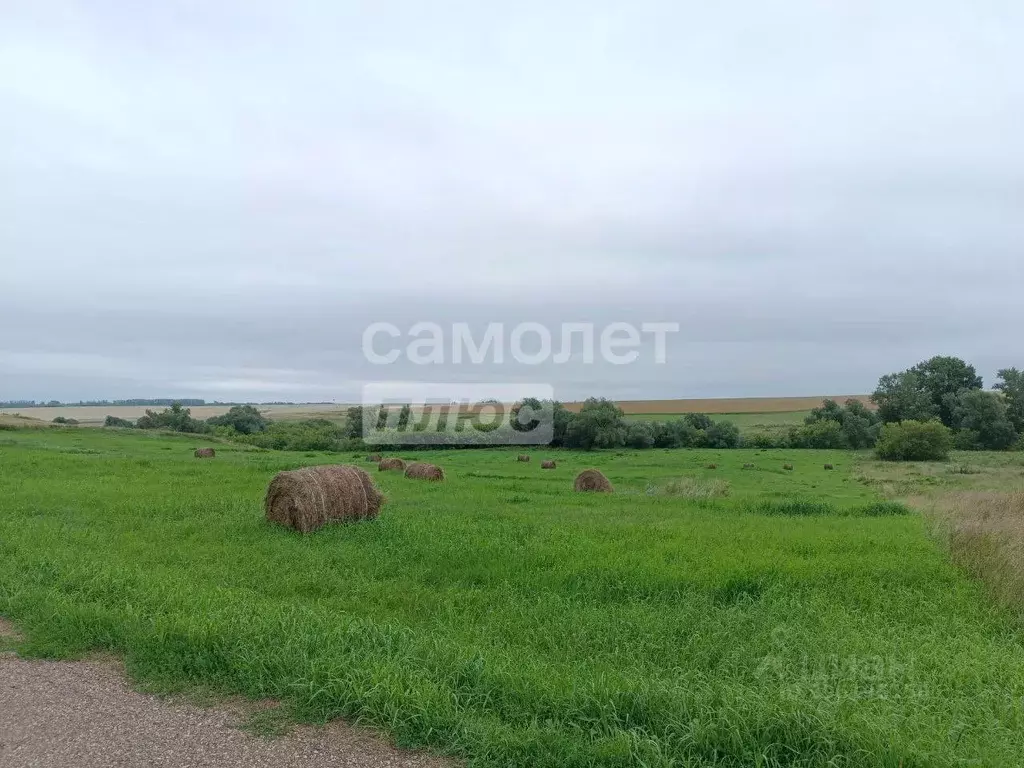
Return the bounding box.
[657,477,731,499]
[853,501,912,517]
[745,499,836,516]
[949,464,982,475]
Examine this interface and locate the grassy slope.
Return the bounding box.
[1,429,1023,766]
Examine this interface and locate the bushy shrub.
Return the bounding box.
[103,415,135,428]
[564,398,626,450]
[788,420,845,449]
[875,420,953,461]
[950,390,1017,450]
[206,405,268,435]
[51,416,79,425]
[651,419,699,448]
[744,430,790,449]
[703,420,742,449]
[798,398,881,449]
[237,419,350,452]
[136,403,208,433]
[624,420,656,449]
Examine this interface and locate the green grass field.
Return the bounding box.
[2,428,1024,766]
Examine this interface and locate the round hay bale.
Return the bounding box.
[743,463,755,470]
[783,463,794,471]
[540,460,557,469]
[706,463,718,470]
[824,463,835,470]
[405,462,445,481]
[264,465,383,533]
[574,469,613,493]
[194,448,216,458]
[378,457,406,472]
[366,453,382,462]
[517,454,531,462]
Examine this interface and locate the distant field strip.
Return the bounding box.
[1,395,872,427]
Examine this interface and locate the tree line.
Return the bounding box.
[92,355,1024,457]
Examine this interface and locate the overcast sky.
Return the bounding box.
[1,1,1022,403]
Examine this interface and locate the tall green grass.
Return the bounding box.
[1,429,1023,766]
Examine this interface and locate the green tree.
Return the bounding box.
[871,371,938,424]
[875,420,953,461]
[206,405,268,435]
[652,419,700,448]
[624,420,655,449]
[703,419,741,449]
[564,398,626,450]
[994,368,1024,434]
[951,389,1017,450]
[136,403,207,433]
[804,398,881,449]
[872,356,982,427]
[789,420,845,449]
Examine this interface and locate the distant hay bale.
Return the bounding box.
[264,465,383,533]
[541,460,557,469]
[517,454,531,462]
[194,448,216,458]
[378,457,406,472]
[366,453,382,462]
[405,462,445,481]
[824,463,835,470]
[706,463,718,470]
[574,469,613,493]
[783,464,794,471]
[743,463,755,470]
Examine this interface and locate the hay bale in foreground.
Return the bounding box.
[405,462,446,481]
[574,469,613,493]
[194,448,216,458]
[378,457,407,472]
[264,465,383,533]
[517,454,531,462]
[541,460,557,469]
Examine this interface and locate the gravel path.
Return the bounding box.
[0,620,455,768]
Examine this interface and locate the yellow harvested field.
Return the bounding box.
[562,395,873,415]
[1,395,872,427]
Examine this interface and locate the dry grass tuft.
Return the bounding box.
[705,463,718,470]
[377,457,406,472]
[574,469,613,493]
[921,491,1024,609]
[405,462,445,481]
[264,465,383,533]
[194,448,216,458]
[660,477,731,499]
[540,460,557,469]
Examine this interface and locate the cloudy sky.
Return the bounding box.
[1,1,1022,403]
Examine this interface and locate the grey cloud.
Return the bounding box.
[1,1,1023,402]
